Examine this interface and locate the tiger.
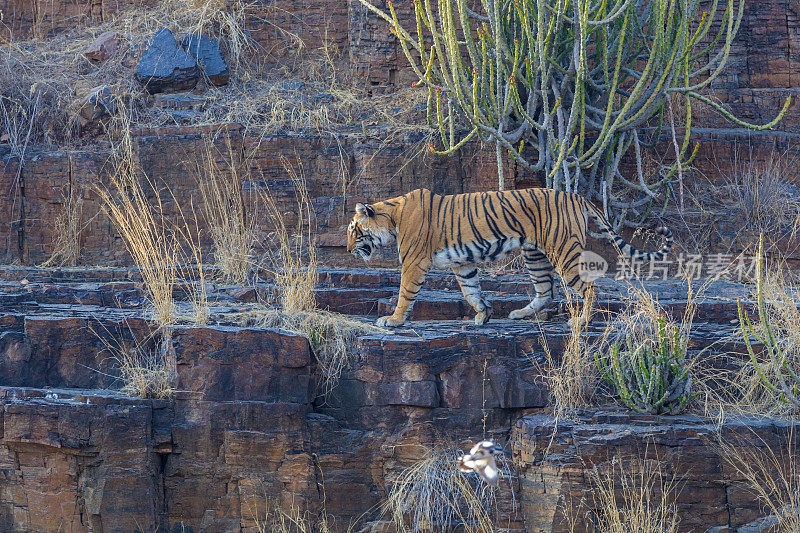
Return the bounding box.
[346,187,672,328]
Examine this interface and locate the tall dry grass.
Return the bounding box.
[97,110,180,326]
[724,154,800,244]
[384,445,501,533]
[242,155,386,396]
[97,102,209,326]
[692,236,800,419]
[255,502,333,533]
[198,138,254,284]
[720,426,800,532]
[41,180,84,267]
[536,286,600,418]
[585,454,681,533]
[735,238,800,415]
[260,155,318,314]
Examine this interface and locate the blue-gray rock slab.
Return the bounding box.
[181,33,229,86]
[136,28,200,93]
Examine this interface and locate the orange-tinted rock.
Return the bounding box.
[512,411,799,532]
[84,30,121,62]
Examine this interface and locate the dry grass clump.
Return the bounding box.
[255,503,332,533]
[537,287,601,418]
[198,138,254,284]
[242,156,386,395]
[724,154,800,244]
[385,445,502,532]
[259,156,318,314]
[115,343,177,399]
[720,426,800,532]
[584,454,681,533]
[669,152,800,255]
[90,321,177,400]
[253,309,385,396]
[41,181,85,267]
[97,111,180,326]
[97,104,209,325]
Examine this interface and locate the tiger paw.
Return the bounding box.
[474,304,492,325]
[376,315,404,328]
[508,308,529,320]
[509,308,547,321]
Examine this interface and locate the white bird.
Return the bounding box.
[458,440,510,487]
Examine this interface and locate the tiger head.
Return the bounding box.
[347,202,396,261]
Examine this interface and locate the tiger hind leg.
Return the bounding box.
[560,261,596,331]
[509,247,554,320]
[453,265,492,325]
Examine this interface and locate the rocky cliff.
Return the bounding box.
[0,266,795,532]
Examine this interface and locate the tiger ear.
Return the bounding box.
[355,203,375,217]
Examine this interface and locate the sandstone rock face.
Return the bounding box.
[0,267,780,532]
[136,28,200,93]
[0,127,506,265]
[181,33,229,86]
[512,411,800,532]
[0,389,168,532]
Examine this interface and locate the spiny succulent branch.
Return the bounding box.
[597,314,694,414]
[359,0,791,228]
[738,235,800,410]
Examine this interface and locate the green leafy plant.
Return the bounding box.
[597,314,693,414]
[358,0,790,227]
[738,235,800,410]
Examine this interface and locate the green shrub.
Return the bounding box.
[738,235,800,410]
[597,315,693,415]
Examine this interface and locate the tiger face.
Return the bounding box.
[346,203,395,261]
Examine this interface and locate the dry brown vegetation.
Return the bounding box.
[583,454,681,533]
[720,426,800,532]
[664,152,800,255]
[198,138,254,284]
[259,155,318,314]
[96,110,181,326]
[536,288,600,418]
[97,104,209,326]
[722,154,800,245]
[40,181,85,267]
[0,0,256,145]
[384,445,501,532]
[0,0,426,150]
[734,242,800,416]
[230,156,386,396]
[113,340,178,400]
[689,247,800,420]
[90,321,177,400]
[255,502,334,533]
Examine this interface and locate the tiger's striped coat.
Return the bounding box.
[346,188,672,327]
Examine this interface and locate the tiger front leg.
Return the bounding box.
[453,265,492,325]
[377,263,429,327]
